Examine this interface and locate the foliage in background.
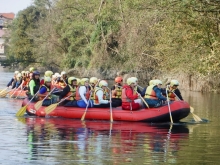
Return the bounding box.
[4,0,220,78]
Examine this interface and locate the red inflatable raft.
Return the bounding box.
[22,98,190,122]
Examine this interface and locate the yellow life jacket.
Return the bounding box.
[66,85,77,100]
[144,85,157,99]
[112,85,122,99]
[94,87,107,104]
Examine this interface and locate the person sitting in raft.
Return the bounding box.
[14,73,23,89]
[166,79,183,101]
[7,70,19,89]
[111,76,123,107]
[121,77,142,110]
[58,77,79,107]
[75,78,93,108]
[130,77,142,94]
[20,71,29,90]
[27,71,41,101]
[89,77,99,101]
[143,79,167,108]
[93,80,119,108]
[57,71,68,88]
[37,77,59,106]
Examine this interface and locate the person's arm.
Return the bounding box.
[96,90,108,104]
[126,88,138,101]
[7,78,14,87]
[29,80,35,95]
[174,88,183,100]
[59,85,70,99]
[154,87,167,101]
[79,86,88,104]
[141,87,147,97]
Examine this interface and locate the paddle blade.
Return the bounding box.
[16,105,27,117]
[34,100,43,111]
[191,112,202,122]
[45,103,58,115]
[0,87,8,94]
[0,90,10,98]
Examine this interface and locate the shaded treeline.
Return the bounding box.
[3,0,220,91]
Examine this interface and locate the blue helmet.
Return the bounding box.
[33,71,40,75]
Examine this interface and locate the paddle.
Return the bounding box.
[166,86,174,123]
[172,91,202,122]
[135,90,150,109]
[16,91,40,117]
[107,87,113,122]
[0,87,8,94]
[34,87,56,111]
[81,92,92,121]
[45,94,73,115]
[0,89,12,98]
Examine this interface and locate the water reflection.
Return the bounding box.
[22,118,190,164]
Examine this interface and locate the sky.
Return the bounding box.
[0,0,33,15]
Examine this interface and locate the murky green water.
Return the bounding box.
[0,68,219,164]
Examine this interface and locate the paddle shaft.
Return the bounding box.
[81,91,92,121]
[166,86,173,123]
[134,89,149,108]
[41,87,56,102]
[107,87,113,122]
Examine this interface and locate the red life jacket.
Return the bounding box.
[75,86,90,101]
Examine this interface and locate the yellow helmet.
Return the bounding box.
[44,76,51,82]
[76,78,81,85]
[127,77,136,85]
[68,77,77,84]
[99,80,108,88]
[21,71,26,75]
[80,78,89,85]
[170,80,179,87]
[45,70,53,77]
[149,80,155,85]
[29,67,35,72]
[89,77,98,84]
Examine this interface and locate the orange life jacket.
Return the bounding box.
[58,80,66,89]
[94,87,107,104]
[144,85,158,99]
[168,88,176,101]
[75,86,90,101]
[66,85,77,100]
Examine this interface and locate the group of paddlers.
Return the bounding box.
[7,67,183,110]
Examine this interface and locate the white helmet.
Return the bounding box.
[61,71,66,76]
[14,71,19,75]
[44,76,51,82]
[154,79,163,86]
[170,80,179,87]
[127,77,136,85]
[99,80,108,88]
[131,77,138,83]
[54,73,60,78]
[16,73,22,78]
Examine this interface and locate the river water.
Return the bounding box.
[0,68,219,165]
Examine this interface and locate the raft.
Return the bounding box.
[8,89,27,99]
[22,98,190,122]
